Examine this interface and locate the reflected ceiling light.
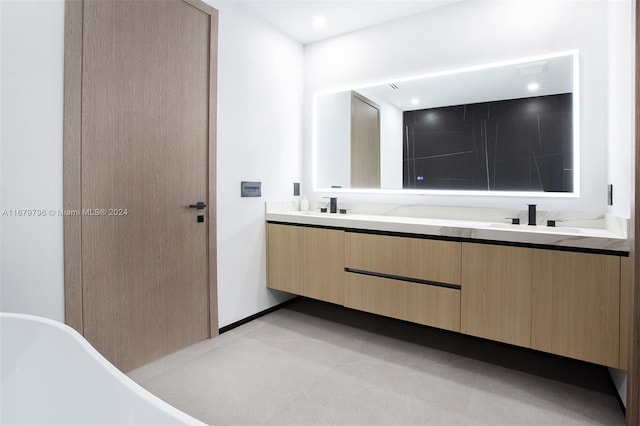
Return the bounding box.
[410,98,420,105]
[312,16,326,28]
[527,82,540,92]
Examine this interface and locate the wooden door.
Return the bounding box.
[64,0,218,372]
[351,91,380,188]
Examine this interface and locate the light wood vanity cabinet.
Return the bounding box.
[461,244,533,348]
[531,250,620,368]
[266,223,344,305]
[267,222,628,368]
[344,232,461,332]
[303,227,345,305]
[461,244,623,368]
[266,223,304,295]
[620,256,631,370]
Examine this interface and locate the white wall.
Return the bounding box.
[304,0,632,216]
[606,0,635,219]
[0,0,65,321]
[0,1,304,328]
[605,0,634,407]
[204,2,304,327]
[316,91,350,188]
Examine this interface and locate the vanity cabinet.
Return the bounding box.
[461,244,622,367]
[461,244,533,347]
[620,256,631,370]
[266,223,304,295]
[266,221,627,368]
[303,227,345,304]
[344,232,461,332]
[266,223,344,305]
[531,250,620,368]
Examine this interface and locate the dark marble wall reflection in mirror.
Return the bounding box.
[403,93,573,192]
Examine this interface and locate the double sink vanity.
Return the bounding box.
[265,202,630,370]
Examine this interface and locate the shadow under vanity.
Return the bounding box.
[265,203,630,371]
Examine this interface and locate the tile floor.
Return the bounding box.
[128,298,625,425]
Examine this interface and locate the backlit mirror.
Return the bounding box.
[313,50,579,196]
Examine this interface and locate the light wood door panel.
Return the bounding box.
[266,224,304,294]
[621,256,631,370]
[351,92,380,188]
[345,232,461,285]
[80,0,214,371]
[531,250,620,367]
[344,273,460,332]
[304,228,344,305]
[461,244,532,347]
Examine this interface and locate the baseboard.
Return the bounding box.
[218,296,300,334]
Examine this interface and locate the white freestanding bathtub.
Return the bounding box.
[1,312,204,425]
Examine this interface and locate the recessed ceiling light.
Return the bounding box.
[312,16,326,29]
[411,98,420,105]
[527,82,540,92]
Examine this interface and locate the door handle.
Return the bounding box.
[189,201,207,210]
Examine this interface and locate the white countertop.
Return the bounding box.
[266,203,629,253]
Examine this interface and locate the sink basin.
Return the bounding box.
[488,223,582,234]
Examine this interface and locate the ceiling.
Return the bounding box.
[217,1,462,45]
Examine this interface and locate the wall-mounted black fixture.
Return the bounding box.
[241,181,261,197]
[607,184,613,206]
[293,182,300,196]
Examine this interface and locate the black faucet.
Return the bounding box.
[330,197,338,213]
[528,204,537,226]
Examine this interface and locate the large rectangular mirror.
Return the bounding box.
[313,50,579,196]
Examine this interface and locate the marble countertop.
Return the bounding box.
[266,202,629,253]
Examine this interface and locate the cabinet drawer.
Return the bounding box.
[345,232,461,285]
[344,272,460,332]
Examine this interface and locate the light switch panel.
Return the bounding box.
[241,181,261,197]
